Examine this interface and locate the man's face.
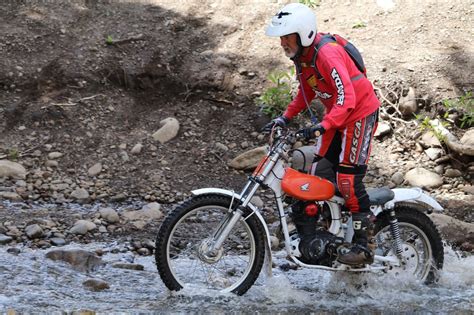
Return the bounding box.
[280,33,299,58]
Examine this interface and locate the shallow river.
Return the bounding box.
[0,241,472,314]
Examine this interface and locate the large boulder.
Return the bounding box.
[0,160,26,179]
[228,146,268,170]
[460,129,474,146]
[430,213,474,246]
[405,167,443,189]
[152,117,180,144]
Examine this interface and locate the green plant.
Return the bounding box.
[256,69,296,118]
[8,148,19,161]
[299,0,321,8]
[106,35,114,45]
[414,114,447,143]
[352,21,367,29]
[442,92,473,128]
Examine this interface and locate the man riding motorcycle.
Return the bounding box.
[263,3,381,266]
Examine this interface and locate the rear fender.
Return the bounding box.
[384,188,443,213]
[191,188,273,277]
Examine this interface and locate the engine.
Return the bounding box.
[290,200,344,266]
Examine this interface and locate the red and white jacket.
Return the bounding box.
[283,33,380,131]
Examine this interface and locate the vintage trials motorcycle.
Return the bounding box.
[155,127,444,295]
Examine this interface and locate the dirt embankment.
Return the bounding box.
[0,1,472,231]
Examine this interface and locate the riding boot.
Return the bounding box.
[337,212,375,266]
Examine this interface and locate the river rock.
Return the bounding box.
[45,160,59,167]
[46,249,104,272]
[50,237,66,246]
[137,248,150,255]
[25,224,44,239]
[430,213,474,246]
[0,234,13,245]
[69,220,97,235]
[131,143,143,154]
[0,160,26,179]
[399,87,417,117]
[425,148,443,160]
[444,168,462,178]
[270,235,280,250]
[391,172,405,185]
[460,129,474,146]
[122,203,163,229]
[421,131,442,147]
[99,207,120,223]
[462,185,474,195]
[7,247,21,255]
[228,146,268,170]
[48,152,63,159]
[119,151,129,162]
[141,202,162,216]
[0,191,22,201]
[111,263,144,271]
[88,163,102,176]
[215,142,229,152]
[152,117,180,144]
[405,168,443,188]
[250,196,264,208]
[291,145,315,172]
[70,188,90,202]
[83,278,110,291]
[374,122,392,138]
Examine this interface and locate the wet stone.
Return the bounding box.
[0,234,13,245]
[50,237,66,246]
[7,247,21,255]
[111,263,145,271]
[25,224,44,239]
[137,247,150,255]
[83,278,110,291]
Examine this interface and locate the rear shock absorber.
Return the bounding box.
[389,210,404,258]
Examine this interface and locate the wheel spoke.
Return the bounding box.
[163,201,257,292]
[375,220,434,281]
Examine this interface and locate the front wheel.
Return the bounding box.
[155,194,266,295]
[374,206,444,283]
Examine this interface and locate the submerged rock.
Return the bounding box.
[46,249,104,272]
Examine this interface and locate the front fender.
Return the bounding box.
[385,188,443,212]
[191,188,273,277]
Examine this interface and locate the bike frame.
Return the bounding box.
[192,130,443,274]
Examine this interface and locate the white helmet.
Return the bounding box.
[265,3,317,47]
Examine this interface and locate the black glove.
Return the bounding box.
[297,124,326,140]
[261,116,290,132]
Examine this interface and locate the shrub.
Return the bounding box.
[256,69,296,118]
[442,91,473,128]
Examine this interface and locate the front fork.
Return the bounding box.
[207,180,261,254]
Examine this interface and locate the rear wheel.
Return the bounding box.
[155,194,266,295]
[374,206,444,283]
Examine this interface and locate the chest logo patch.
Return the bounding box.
[306,74,317,89]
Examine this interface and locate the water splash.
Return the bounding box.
[0,243,472,313]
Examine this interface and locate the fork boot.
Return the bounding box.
[337,212,375,266]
